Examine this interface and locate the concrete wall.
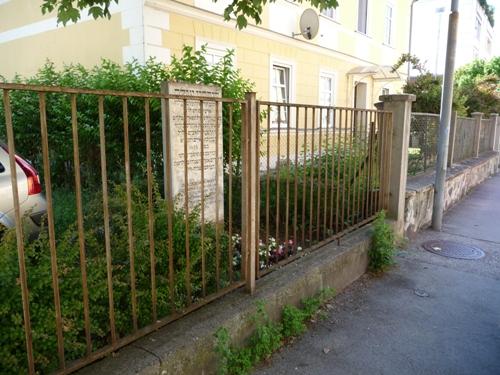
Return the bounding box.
[76,226,373,375]
[404,152,499,238]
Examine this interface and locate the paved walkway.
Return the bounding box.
[255,174,500,375]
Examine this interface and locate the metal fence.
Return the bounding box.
[0,83,393,374]
[452,117,476,162]
[408,112,498,175]
[408,113,439,175]
[256,103,393,275]
[0,83,245,374]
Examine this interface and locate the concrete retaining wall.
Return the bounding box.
[404,151,499,238]
[77,227,373,375]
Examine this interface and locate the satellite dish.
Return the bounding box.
[294,9,319,40]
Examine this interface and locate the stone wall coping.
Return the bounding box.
[379,94,416,102]
[405,152,499,196]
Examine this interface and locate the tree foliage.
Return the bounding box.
[41,0,338,29]
[455,57,500,116]
[478,0,495,27]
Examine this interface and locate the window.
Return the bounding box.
[319,73,336,127]
[384,4,393,45]
[321,7,338,21]
[271,64,291,126]
[196,40,235,66]
[381,87,390,96]
[475,13,482,41]
[357,0,368,34]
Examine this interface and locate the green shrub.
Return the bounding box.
[369,211,395,272]
[281,305,306,338]
[0,182,236,374]
[0,45,253,190]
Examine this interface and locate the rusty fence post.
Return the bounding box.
[242,92,258,294]
[447,110,457,167]
[472,112,483,157]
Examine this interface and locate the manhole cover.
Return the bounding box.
[421,240,485,260]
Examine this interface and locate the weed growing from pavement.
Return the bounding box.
[369,210,395,272]
[214,288,335,375]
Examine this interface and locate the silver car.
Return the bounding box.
[0,143,47,237]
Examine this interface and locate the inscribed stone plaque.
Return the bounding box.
[166,82,224,222]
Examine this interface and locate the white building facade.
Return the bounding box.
[411,0,495,75]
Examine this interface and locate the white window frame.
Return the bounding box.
[318,70,337,128]
[321,7,339,22]
[475,13,482,41]
[384,3,394,46]
[357,0,369,34]
[195,38,236,66]
[269,57,295,128]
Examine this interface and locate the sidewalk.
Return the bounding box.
[255,174,500,375]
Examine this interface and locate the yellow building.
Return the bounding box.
[0,0,412,108]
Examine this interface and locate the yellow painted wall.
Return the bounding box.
[0,15,128,79]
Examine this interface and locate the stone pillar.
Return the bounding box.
[490,113,499,152]
[472,112,483,158]
[377,94,416,236]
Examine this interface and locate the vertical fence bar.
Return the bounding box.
[352,110,360,224]
[228,103,233,283]
[144,98,157,321]
[98,95,117,345]
[447,111,457,167]
[301,107,308,247]
[200,100,206,296]
[264,105,271,270]
[275,105,282,251]
[182,99,191,304]
[329,109,337,231]
[308,108,316,244]
[346,110,354,228]
[38,92,66,369]
[361,111,369,219]
[242,93,257,293]
[215,100,221,291]
[323,108,330,234]
[356,111,365,222]
[122,98,138,332]
[367,114,375,217]
[254,102,261,278]
[316,108,323,242]
[335,109,342,234]
[293,106,300,251]
[340,110,348,231]
[284,105,291,253]
[164,98,176,309]
[71,94,92,354]
[3,90,35,375]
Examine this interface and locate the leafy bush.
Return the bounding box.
[0,182,236,374]
[215,289,336,375]
[369,210,395,272]
[0,45,253,190]
[455,57,500,116]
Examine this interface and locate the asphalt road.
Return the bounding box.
[255,174,500,375]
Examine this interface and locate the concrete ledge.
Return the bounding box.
[77,227,373,375]
[404,152,499,238]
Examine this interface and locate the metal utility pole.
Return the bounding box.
[407,0,418,82]
[432,0,459,231]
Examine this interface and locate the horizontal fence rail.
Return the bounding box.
[0,83,246,374]
[255,102,392,276]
